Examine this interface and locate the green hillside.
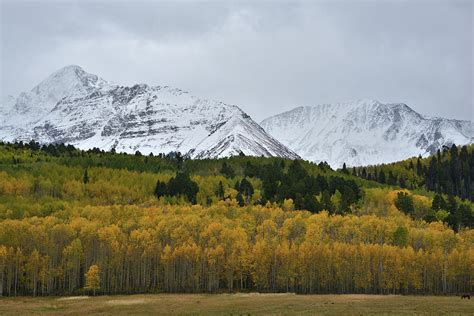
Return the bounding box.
[352,144,474,230]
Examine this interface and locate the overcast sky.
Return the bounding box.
[1,0,472,122]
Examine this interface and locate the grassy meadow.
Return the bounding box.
[0,293,472,315]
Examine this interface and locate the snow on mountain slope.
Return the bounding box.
[9,65,111,125]
[191,111,298,159]
[0,65,299,159]
[260,100,473,168]
[0,95,15,118]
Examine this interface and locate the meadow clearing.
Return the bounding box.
[0,293,472,315]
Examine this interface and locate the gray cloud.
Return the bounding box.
[1,0,472,122]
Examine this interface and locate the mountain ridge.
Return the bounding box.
[260,99,473,168]
[2,66,472,166]
[0,65,300,159]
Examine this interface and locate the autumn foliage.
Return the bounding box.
[0,142,472,296]
[0,202,472,296]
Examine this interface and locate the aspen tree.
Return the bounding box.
[0,246,6,296]
[85,265,100,295]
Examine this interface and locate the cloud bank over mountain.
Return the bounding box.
[1,1,472,122]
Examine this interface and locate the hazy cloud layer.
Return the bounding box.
[1,0,472,121]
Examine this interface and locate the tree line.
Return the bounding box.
[241,160,361,214]
[352,144,474,229]
[0,203,471,296]
[353,144,474,201]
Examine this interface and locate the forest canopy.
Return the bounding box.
[0,141,472,296]
[353,144,474,202]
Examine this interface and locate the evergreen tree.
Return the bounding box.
[378,170,386,184]
[155,180,168,198]
[316,175,328,192]
[236,192,245,207]
[387,171,397,186]
[244,161,258,178]
[175,152,184,170]
[341,163,349,174]
[167,172,199,203]
[423,212,437,223]
[220,162,235,178]
[447,195,458,214]
[450,144,458,158]
[304,194,321,213]
[395,192,414,215]
[339,186,356,214]
[458,203,473,229]
[288,160,308,182]
[416,156,423,176]
[238,178,254,205]
[320,190,334,214]
[83,169,89,184]
[432,194,447,211]
[399,175,406,188]
[393,226,408,247]
[460,145,469,160]
[261,162,285,201]
[318,161,332,171]
[216,181,225,200]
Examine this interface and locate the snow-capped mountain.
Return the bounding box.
[260,100,473,168]
[0,65,299,159]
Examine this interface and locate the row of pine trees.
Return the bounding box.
[353,144,474,201]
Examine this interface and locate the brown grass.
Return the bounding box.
[0,293,472,315]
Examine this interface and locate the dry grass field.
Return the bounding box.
[0,293,472,315]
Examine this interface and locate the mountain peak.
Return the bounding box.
[354,99,381,106]
[50,64,86,79]
[0,68,298,160]
[35,65,107,91]
[57,64,84,72]
[261,100,473,167]
[28,65,109,105]
[2,65,112,123]
[340,99,385,111]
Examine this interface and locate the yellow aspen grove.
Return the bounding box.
[0,204,472,295]
[85,265,101,295]
[0,142,473,296]
[25,250,42,296]
[63,239,83,294]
